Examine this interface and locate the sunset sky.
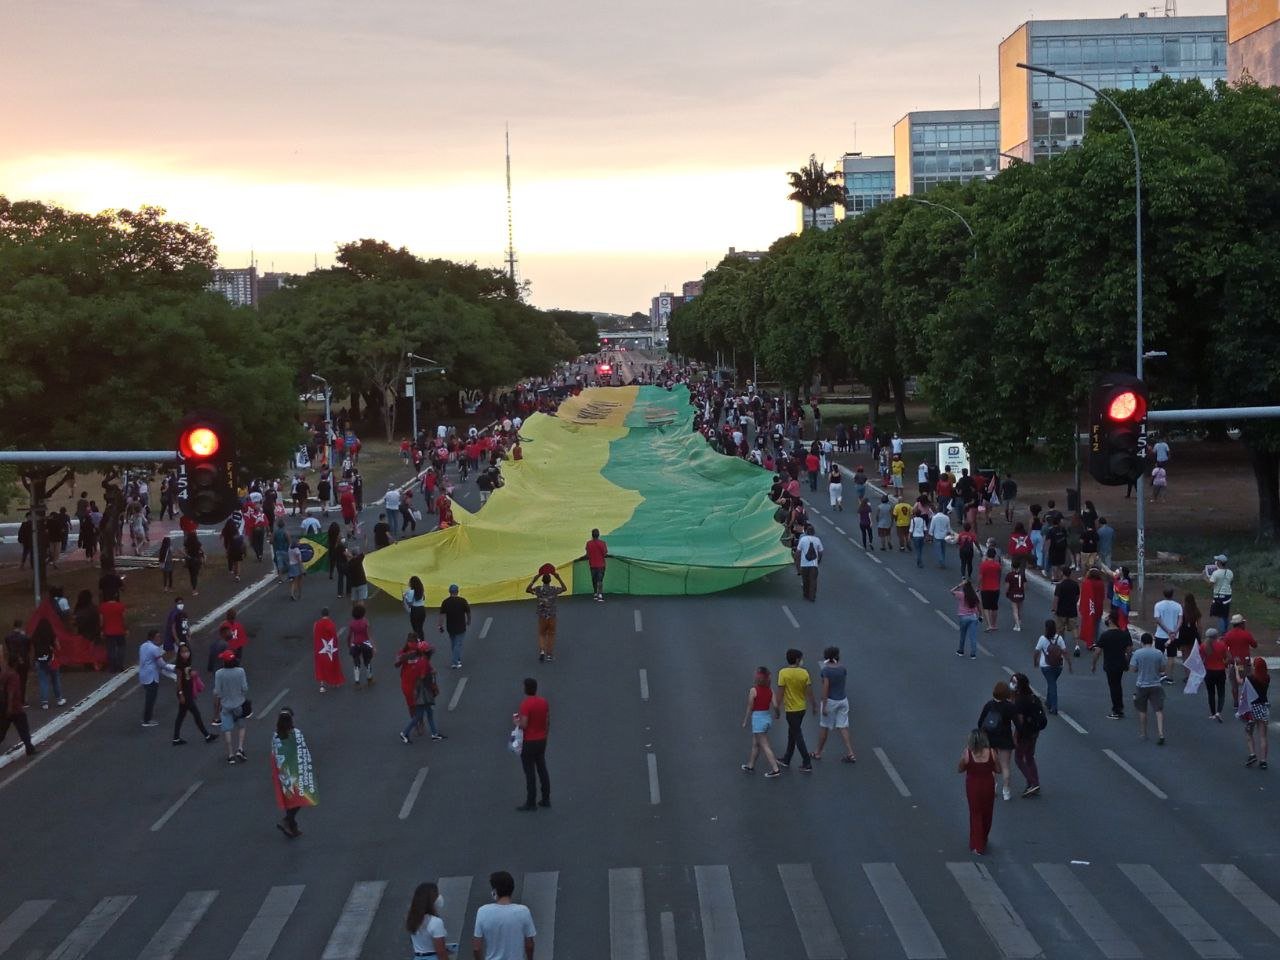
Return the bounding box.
[4,0,1223,314]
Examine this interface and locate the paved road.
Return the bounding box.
[2,479,1278,958]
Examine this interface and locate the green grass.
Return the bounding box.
[815,403,950,438]
[1144,532,1280,629]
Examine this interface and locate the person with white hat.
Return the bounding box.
[1205,554,1234,633]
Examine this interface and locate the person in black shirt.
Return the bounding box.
[1000,475,1018,523]
[373,513,392,550]
[1091,613,1133,718]
[977,681,1017,801]
[1054,567,1082,653]
[437,585,472,669]
[1045,517,1070,582]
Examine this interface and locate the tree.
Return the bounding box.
[787,156,844,231]
[544,309,601,354]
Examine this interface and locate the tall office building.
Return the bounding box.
[842,154,894,216]
[207,267,257,307]
[1228,0,1280,85]
[892,109,999,196]
[999,15,1226,164]
[798,206,838,231]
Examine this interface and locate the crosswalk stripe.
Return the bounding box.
[48,895,136,960]
[862,864,945,959]
[321,881,386,960]
[229,885,304,960]
[523,872,558,960]
[436,876,473,951]
[659,911,678,960]
[136,890,218,960]
[946,863,1041,959]
[609,867,650,960]
[777,863,846,959]
[1119,864,1239,959]
[694,865,747,960]
[1033,864,1141,959]
[1203,864,1280,941]
[0,899,53,955]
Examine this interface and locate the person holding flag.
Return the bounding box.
[1239,658,1270,770]
[1109,566,1133,630]
[1078,568,1107,651]
[271,708,317,839]
[313,609,345,693]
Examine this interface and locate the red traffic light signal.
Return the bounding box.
[1106,390,1146,422]
[176,414,237,525]
[179,426,221,459]
[1089,374,1150,486]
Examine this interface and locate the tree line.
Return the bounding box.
[670,79,1280,538]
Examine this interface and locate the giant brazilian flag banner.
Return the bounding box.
[363,385,791,603]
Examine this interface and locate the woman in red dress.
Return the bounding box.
[958,729,1001,854]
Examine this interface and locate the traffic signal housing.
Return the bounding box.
[1088,373,1149,486]
[176,413,238,525]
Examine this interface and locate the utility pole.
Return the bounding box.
[505,124,518,290]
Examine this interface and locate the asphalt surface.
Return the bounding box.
[2,440,1279,959]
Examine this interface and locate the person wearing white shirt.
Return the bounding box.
[299,515,321,536]
[909,513,928,568]
[795,524,824,602]
[384,484,402,538]
[891,433,903,456]
[473,871,535,960]
[407,882,451,959]
[1152,588,1183,682]
[928,510,953,569]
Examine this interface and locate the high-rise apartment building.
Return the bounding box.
[892,109,999,196]
[207,267,257,307]
[1228,0,1280,85]
[841,154,895,216]
[256,271,295,305]
[798,206,838,231]
[999,15,1226,164]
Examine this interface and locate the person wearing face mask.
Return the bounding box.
[164,597,190,655]
[472,871,535,960]
[406,881,452,959]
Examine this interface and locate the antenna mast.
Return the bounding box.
[505,124,518,289]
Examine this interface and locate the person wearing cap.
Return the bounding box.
[1223,613,1257,706]
[437,584,471,669]
[214,648,250,764]
[1206,555,1234,633]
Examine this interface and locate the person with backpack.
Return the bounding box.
[1010,672,1047,797]
[795,523,823,602]
[1034,619,1071,715]
[977,681,1017,801]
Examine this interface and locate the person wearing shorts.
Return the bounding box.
[814,647,855,763]
[1053,568,1081,651]
[1130,633,1167,744]
[213,649,249,764]
[346,604,375,686]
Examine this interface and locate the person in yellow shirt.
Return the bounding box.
[890,454,906,494]
[891,500,913,551]
[776,648,817,772]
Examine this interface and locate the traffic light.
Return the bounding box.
[176,413,237,525]
[1088,373,1149,486]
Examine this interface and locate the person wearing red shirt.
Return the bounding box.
[220,609,248,660]
[978,549,1003,631]
[805,452,820,492]
[1223,614,1257,706]
[515,677,550,811]
[312,609,345,693]
[1200,627,1230,721]
[584,529,609,602]
[99,598,128,673]
[1007,523,1033,563]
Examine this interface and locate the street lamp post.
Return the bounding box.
[406,353,447,443]
[1016,62,1146,603]
[310,374,336,504]
[904,197,977,259]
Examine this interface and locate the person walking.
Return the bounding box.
[909,511,927,568]
[312,608,345,693]
[1152,587,1183,682]
[584,529,609,602]
[347,547,369,603]
[957,523,978,580]
[99,593,127,673]
[271,519,290,582]
[515,677,551,811]
[403,576,428,639]
[1223,613,1258,706]
[1033,620,1070,715]
[384,483,402,540]
[857,497,873,549]
[171,641,216,745]
[139,629,166,727]
[1009,673,1046,797]
[397,640,444,743]
[437,584,471,669]
[977,681,1017,801]
[1206,554,1234,632]
[0,648,36,757]
[741,666,783,777]
[406,882,452,960]
[795,523,823,601]
[526,568,567,663]
[1242,657,1270,770]
[287,537,304,601]
[776,648,815,773]
[928,508,952,569]
[472,871,536,959]
[814,647,856,763]
[271,708,317,838]
[1200,627,1229,721]
[958,729,1000,855]
[1091,613,1133,720]
[345,604,376,687]
[157,535,175,592]
[875,495,894,551]
[1053,567,1081,654]
[977,548,1002,632]
[827,462,843,511]
[1131,633,1167,745]
[892,498,912,552]
[214,649,250,764]
[1004,559,1027,633]
[952,580,982,659]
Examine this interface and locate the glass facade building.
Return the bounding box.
[892,109,998,196]
[999,16,1226,163]
[842,154,894,216]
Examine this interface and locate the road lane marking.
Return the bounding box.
[873,747,911,798]
[886,569,906,583]
[137,890,219,960]
[818,514,833,525]
[778,863,847,959]
[634,609,643,633]
[1034,863,1140,959]
[1058,712,1088,735]
[480,616,493,639]
[257,687,290,720]
[609,867,651,960]
[229,885,305,960]
[523,872,559,960]
[1103,750,1168,800]
[862,864,945,959]
[1119,864,1238,958]
[660,911,678,960]
[907,587,930,604]
[782,605,800,629]
[867,552,883,565]
[0,899,53,955]
[976,643,994,657]
[437,877,472,952]
[695,865,747,960]
[1204,864,1280,940]
[639,669,650,702]
[946,862,1042,958]
[399,767,429,820]
[150,780,203,833]
[834,526,847,535]
[936,611,958,628]
[321,881,386,960]
[647,753,661,804]
[48,895,135,960]
[447,677,468,711]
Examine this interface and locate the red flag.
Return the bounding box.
[313,617,345,688]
